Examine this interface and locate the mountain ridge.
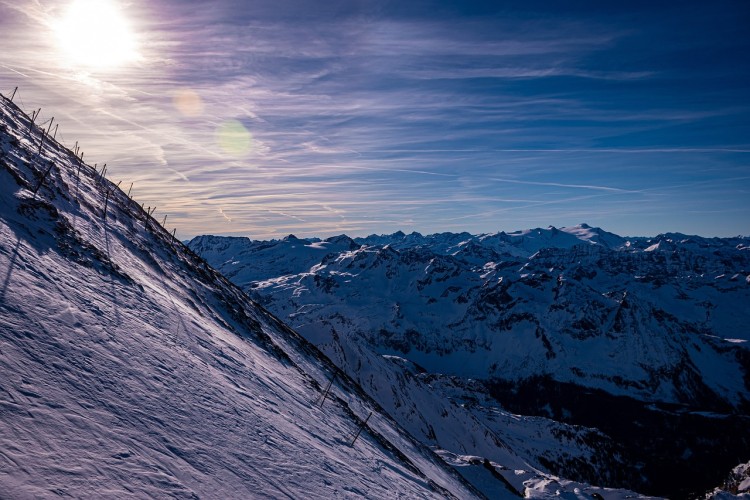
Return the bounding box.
[0,92,492,499]
[189,223,750,497]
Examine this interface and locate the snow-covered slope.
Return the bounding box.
[190,225,750,497]
[0,94,490,498]
[707,461,750,499]
[188,233,360,288]
[193,228,750,407]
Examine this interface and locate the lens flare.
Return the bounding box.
[216,120,253,157]
[173,89,204,117]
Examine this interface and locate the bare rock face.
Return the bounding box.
[707,461,750,498]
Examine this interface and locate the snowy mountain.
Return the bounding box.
[189,225,750,497]
[707,460,750,499]
[0,94,501,498]
[0,91,660,499]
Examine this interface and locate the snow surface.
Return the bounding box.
[190,219,750,497]
[0,95,481,498]
[707,461,750,498]
[192,229,750,407]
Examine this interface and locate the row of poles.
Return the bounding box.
[316,372,373,446]
[4,86,376,447]
[5,87,179,244]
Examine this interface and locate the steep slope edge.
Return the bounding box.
[0,93,481,498]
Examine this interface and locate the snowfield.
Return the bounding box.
[0,94,489,498]
[0,88,661,499]
[189,219,750,496]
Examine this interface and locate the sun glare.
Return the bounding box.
[54,0,138,70]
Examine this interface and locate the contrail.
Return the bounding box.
[489,177,641,193]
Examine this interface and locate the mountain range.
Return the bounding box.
[0,93,670,497]
[0,93,496,498]
[189,224,750,498]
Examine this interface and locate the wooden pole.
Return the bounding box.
[103,190,110,220]
[32,162,55,197]
[37,131,46,154]
[318,373,336,408]
[28,108,39,132]
[127,182,133,198]
[350,412,373,447]
[52,124,58,140]
[10,87,17,102]
[162,214,167,227]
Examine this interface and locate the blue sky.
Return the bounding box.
[1,0,748,238]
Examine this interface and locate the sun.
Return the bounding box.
[54,0,139,70]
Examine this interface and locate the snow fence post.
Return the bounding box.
[37,128,47,155]
[32,161,55,198]
[10,87,17,102]
[318,373,336,408]
[145,207,156,231]
[43,117,54,144]
[103,190,110,220]
[350,411,373,447]
[28,108,40,133]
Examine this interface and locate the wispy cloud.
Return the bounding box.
[488,178,641,193]
[1,0,748,238]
